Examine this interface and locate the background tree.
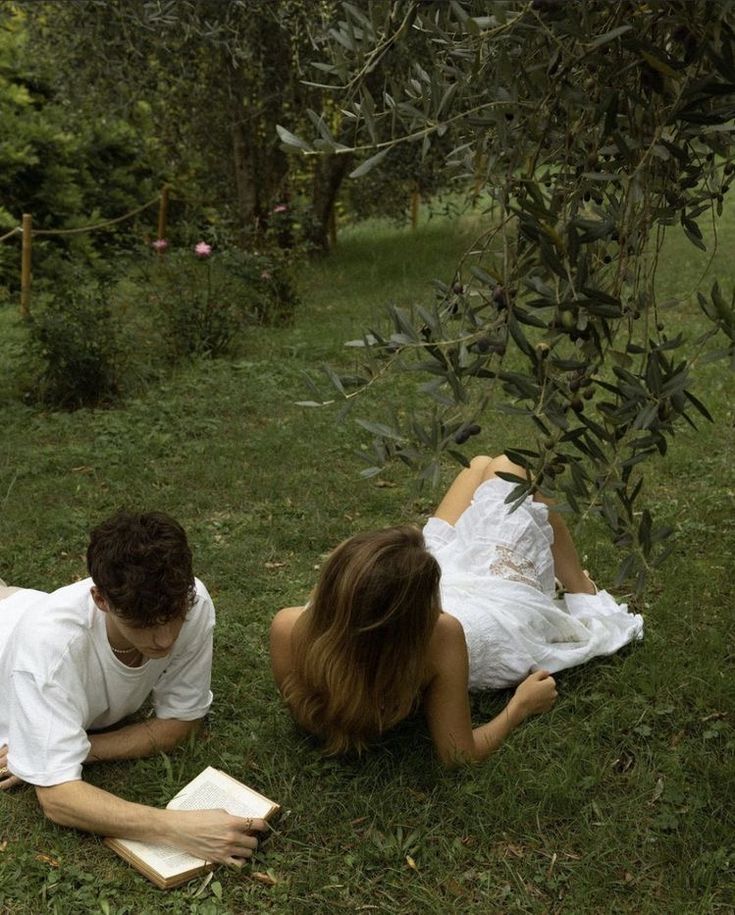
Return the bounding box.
[19,0,352,250]
[284,0,735,587]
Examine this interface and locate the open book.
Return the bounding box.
[104,766,280,889]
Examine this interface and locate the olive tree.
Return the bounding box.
[282,0,735,587]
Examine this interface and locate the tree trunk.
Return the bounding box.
[308,153,353,254]
[227,60,262,246]
[231,107,260,245]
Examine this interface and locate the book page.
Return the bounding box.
[108,837,205,880]
[167,767,275,820]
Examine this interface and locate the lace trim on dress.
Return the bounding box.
[487,544,540,590]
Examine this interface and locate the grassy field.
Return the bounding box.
[0,206,733,914]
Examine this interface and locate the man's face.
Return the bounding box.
[110,614,186,659]
[92,586,187,659]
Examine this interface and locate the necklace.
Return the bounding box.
[110,643,139,656]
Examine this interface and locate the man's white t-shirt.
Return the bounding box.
[0,578,215,786]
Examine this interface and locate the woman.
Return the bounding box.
[270,455,643,765]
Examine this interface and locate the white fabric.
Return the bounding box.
[423,478,644,690]
[0,577,215,786]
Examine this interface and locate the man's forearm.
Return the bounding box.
[36,779,173,842]
[86,718,203,764]
[36,778,267,864]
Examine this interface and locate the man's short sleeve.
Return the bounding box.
[7,669,91,786]
[151,580,215,721]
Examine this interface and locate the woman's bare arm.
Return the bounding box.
[423,614,558,766]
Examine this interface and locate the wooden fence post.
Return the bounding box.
[157,185,170,244]
[20,213,32,317]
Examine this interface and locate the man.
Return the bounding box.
[0,511,265,866]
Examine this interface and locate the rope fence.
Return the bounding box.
[1,186,170,316]
[0,227,21,244]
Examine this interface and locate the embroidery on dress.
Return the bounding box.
[488,544,540,589]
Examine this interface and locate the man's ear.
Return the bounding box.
[91,586,111,613]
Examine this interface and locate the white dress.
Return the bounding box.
[422,478,644,690]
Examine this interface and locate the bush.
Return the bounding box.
[26,279,123,409]
[144,243,246,359]
[143,241,299,360]
[218,247,299,326]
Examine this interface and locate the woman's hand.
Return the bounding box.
[0,744,24,790]
[508,670,558,723]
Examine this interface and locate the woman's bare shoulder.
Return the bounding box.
[271,605,306,634]
[426,612,467,677]
[269,606,306,688]
[431,611,465,640]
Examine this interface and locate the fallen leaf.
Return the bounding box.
[189,871,214,899]
[505,843,526,859]
[444,878,467,897]
[0,840,7,853]
[35,853,59,868]
[264,561,287,570]
[648,776,664,805]
[252,871,278,886]
[701,711,726,722]
[373,480,396,488]
[405,855,418,871]
[350,816,367,827]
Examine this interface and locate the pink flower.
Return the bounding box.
[260,270,272,280]
[194,241,212,258]
[273,204,288,214]
[152,238,169,252]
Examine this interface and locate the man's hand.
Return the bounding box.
[36,780,269,865]
[0,744,24,790]
[166,809,268,866]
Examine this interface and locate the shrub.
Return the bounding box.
[145,244,246,360]
[144,241,299,360]
[26,279,123,409]
[218,247,299,326]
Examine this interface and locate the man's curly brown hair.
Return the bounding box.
[87,511,195,626]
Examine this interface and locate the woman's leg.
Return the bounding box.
[433,455,494,525]
[480,455,596,595]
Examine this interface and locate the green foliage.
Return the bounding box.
[149,249,249,360]
[142,244,300,360]
[289,0,735,588]
[1,215,734,913]
[25,279,123,409]
[18,0,346,250]
[11,239,300,411]
[218,248,300,327]
[0,4,164,288]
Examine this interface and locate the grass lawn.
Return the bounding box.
[0,206,733,913]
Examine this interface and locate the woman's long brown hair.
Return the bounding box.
[283,525,441,755]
